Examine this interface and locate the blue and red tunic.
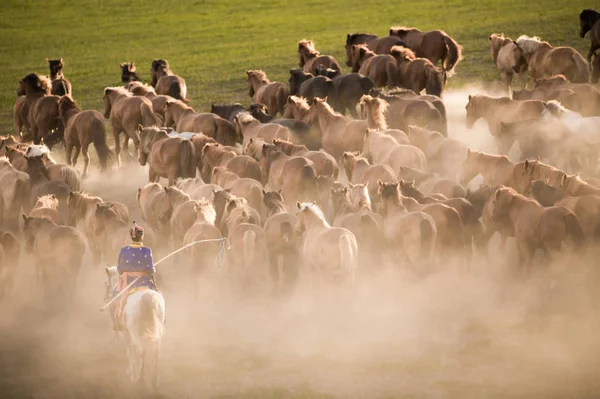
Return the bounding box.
[117,242,158,292]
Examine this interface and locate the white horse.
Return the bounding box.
[104,266,166,389]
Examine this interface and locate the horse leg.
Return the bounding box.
[72,146,81,168]
[65,142,74,166]
[500,71,513,95]
[81,143,90,178]
[149,168,158,183]
[113,129,122,167]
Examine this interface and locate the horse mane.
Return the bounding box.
[346,33,376,45]
[35,194,59,210]
[390,45,416,60]
[516,35,550,54]
[360,95,389,130]
[298,39,318,54]
[104,86,131,96]
[545,100,568,113]
[390,26,418,35]
[298,202,327,223]
[22,73,52,95]
[125,81,155,95]
[58,95,81,112]
[235,111,258,125]
[246,69,269,83]
[289,95,310,111]
[313,97,338,115]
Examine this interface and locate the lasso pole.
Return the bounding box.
[100,238,229,311]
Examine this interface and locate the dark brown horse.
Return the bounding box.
[288,69,337,109]
[580,9,600,63]
[120,62,141,85]
[297,40,342,75]
[150,59,188,102]
[344,33,407,67]
[47,58,72,96]
[210,103,246,122]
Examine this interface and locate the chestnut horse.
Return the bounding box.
[344,33,407,67]
[297,40,342,75]
[389,45,446,97]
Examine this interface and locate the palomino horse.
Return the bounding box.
[349,44,397,88]
[58,96,113,176]
[103,87,161,166]
[246,70,289,116]
[29,194,62,224]
[22,214,86,301]
[389,46,446,97]
[295,202,358,286]
[515,35,589,83]
[17,73,63,147]
[0,157,30,231]
[125,81,175,122]
[297,40,342,75]
[120,62,141,84]
[47,58,72,96]
[344,33,407,67]
[389,27,463,75]
[163,100,239,146]
[262,190,300,294]
[465,94,545,153]
[104,266,165,389]
[138,127,196,186]
[579,9,600,63]
[150,59,188,102]
[489,33,528,93]
[490,187,585,269]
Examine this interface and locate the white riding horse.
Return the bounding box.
[104,266,166,389]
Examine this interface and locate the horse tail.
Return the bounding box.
[243,230,256,267]
[424,65,445,97]
[170,80,188,103]
[91,119,114,171]
[140,102,161,127]
[139,291,165,342]
[338,234,356,276]
[570,53,591,84]
[565,212,585,250]
[276,85,289,116]
[179,139,196,179]
[60,166,81,192]
[420,217,436,259]
[442,34,462,76]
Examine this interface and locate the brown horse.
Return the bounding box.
[344,33,408,67]
[465,95,545,153]
[138,127,196,186]
[398,166,466,199]
[163,100,239,146]
[58,96,113,176]
[406,126,467,178]
[288,69,337,109]
[246,70,288,116]
[262,190,300,294]
[17,73,62,147]
[530,179,600,240]
[490,187,584,269]
[137,183,172,239]
[592,50,600,83]
[342,152,396,202]
[163,186,210,244]
[359,96,411,143]
[29,194,62,224]
[13,97,27,137]
[580,9,600,62]
[125,81,174,122]
[14,146,81,192]
[22,215,86,300]
[377,181,437,267]
[390,46,446,97]
[350,44,397,88]
[120,62,141,84]
[150,59,188,102]
[297,40,342,75]
[103,87,161,165]
[272,138,339,180]
[4,145,28,172]
[234,112,293,148]
[47,58,72,96]
[362,128,409,167]
[0,157,30,231]
[489,33,528,93]
[305,97,367,159]
[513,159,567,194]
[533,75,600,117]
[515,35,589,83]
[459,149,517,188]
[201,143,261,183]
[0,230,20,298]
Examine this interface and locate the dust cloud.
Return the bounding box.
[1,89,600,399]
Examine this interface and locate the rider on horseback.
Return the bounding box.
[112,221,158,331]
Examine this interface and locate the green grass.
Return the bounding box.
[0,0,595,135]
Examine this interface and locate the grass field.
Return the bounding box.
[0,0,595,135]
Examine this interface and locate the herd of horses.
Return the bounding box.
[2,9,600,388]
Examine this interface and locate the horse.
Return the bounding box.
[120,62,141,84]
[361,127,409,166]
[325,71,375,118]
[579,9,600,62]
[125,81,174,122]
[406,126,467,178]
[12,97,28,137]
[138,127,196,186]
[465,94,545,153]
[0,157,30,231]
[272,138,339,180]
[22,214,86,301]
[29,194,62,224]
[245,70,288,117]
[389,27,462,75]
[515,35,589,83]
[4,145,28,171]
[21,145,81,192]
[342,152,396,203]
[210,103,246,122]
[288,69,337,109]
[344,33,407,67]
[47,58,72,96]
[17,73,63,147]
[489,33,528,93]
[0,230,20,299]
[529,179,600,240]
[398,166,466,199]
[389,45,446,97]
[513,159,568,194]
[533,75,600,117]
[541,100,600,148]
[201,143,261,184]
[459,149,518,188]
[592,50,600,83]
[350,44,397,88]
[150,59,188,102]
[296,202,357,286]
[490,187,585,270]
[103,87,161,166]
[297,40,342,75]
[233,111,293,148]
[247,103,313,140]
[163,100,239,146]
[104,266,165,389]
[58,96,113,176]
[377,181,437,267]
[137,183,173,240]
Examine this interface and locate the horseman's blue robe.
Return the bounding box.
[116,243,158,292]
